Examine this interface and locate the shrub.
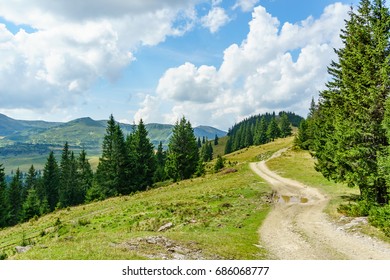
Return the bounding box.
[0,251,7,260]
[337,200,372,217]
[368,204,390,237]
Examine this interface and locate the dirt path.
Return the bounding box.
[250,149,390,260]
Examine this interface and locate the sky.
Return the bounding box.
[0,0,361,130]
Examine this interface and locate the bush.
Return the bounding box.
[337,199,372,217]
[368,204,390,237]
[0,251,7,260]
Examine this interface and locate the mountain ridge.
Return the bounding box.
[0,113,227,156]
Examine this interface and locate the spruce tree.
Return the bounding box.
[279,113,292,138]
[154,141,167,182]
[214,134,219,146]
[96,115,129,196]
[267,118,280,141]
[77,149,93,203]
[130,119,156,191]
[7,168,23,225]
[0,164,8,227]
[165,117,199,181]
[42,151,60,211]
[313,0,390,204]
[20,188,41,222]
[59,142,71,207]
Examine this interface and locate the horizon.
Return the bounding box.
[0,0,360,131]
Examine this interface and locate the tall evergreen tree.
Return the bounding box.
[7,168,23,225]
[42,151,60,211]
[279,113,292,138]
[77,149,93,204]
[214,134,219,146]
[154,141,167,182]
[96,115,129,197]
[165,117,199,181]
[20,188,42,222]
[0,164,8,228]
[267,117,280,141]
[129,119,156,191]
[58,142,72,207]
[313,0,390,204]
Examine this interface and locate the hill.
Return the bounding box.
[0,138,293,260]
[0,114,227,173]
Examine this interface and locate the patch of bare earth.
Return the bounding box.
[113,236,220,260]
[250,149,390,260]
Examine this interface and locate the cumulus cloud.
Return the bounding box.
[233,0,260,12]
[157,62,220,103]
[0,0,198,115]
[135,3,350,129]
[201,7,230,33]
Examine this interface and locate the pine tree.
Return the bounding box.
[20,188,42,222]
[0,164,8,227]
[267,118,280,141]
[165,117,199,181]
[42,151,60,211]
[279,113,292,138]
[96,115,129,197]
[214,134,219,146]
[154,141,167,182]
[58,142,71,208]
[313,0,390,204]
[214,155,225,172]
[130,119,156,191]
[7,168,23,225]
[77,149,93,204]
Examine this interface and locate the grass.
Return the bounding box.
[266,148,359,218]
[0,146,275,259]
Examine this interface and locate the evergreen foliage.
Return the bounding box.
[20,188,41,222]
[96,115,128,197]
[154,141,167,182]
[312,0,390,204]
[77,149,93,203]
[165,117,199,181]
[214,155,225,172]
[128,119,156,191]
[7,168,23,226]
[42,151,60,211]
[225,111,302,154]
[0,164,8,228]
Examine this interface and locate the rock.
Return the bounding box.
[15,245,32,254]
[158,222,173,232]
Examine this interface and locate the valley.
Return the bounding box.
[1,137,388,260]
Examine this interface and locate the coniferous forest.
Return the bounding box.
[225,111,302,154]
[0,115,206,228]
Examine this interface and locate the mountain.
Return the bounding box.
[0,113,60,137]
[0,114,227,157]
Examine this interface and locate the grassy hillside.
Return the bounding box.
[0,139,293,260]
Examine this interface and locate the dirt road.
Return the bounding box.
[250,149,390,260]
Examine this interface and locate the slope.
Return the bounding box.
[0,139,293,260]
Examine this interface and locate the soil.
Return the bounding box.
[250,149,390,260]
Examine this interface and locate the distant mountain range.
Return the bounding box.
[0,113,227,157]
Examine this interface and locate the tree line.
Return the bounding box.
[295,0,390,234]
[0,115,211,228]
[224,111,301,154]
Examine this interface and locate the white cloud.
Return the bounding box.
[157,62,220,103]
[0,0,199,114]
[233,0,259,12]
[201,7,230,33]
[136,3,350,129]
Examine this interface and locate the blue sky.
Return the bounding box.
[0,0,359,130]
